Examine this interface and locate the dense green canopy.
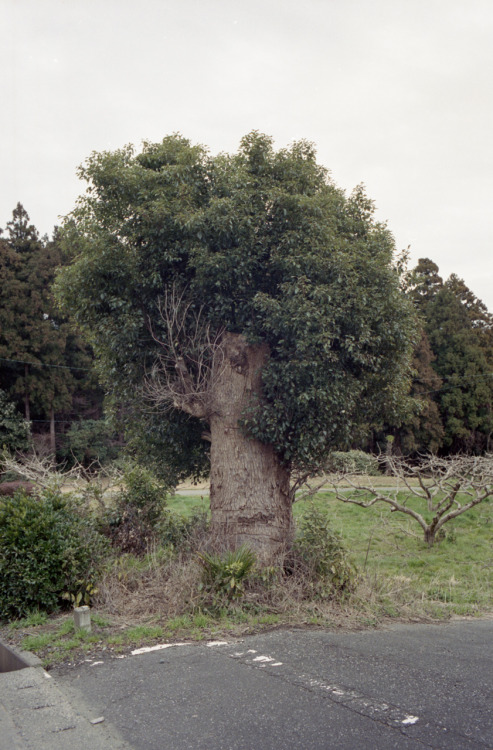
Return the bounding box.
[56,133,415,483]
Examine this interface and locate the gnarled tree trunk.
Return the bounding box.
[208,333,292,564]
[149,313,294,565]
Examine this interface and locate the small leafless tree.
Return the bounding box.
[145,286,225,426]
[1,450,64,489]
[328,454,493,546]
[0,450,115,511]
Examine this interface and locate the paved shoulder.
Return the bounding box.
[0,664,131,750]
[52,619,493,750]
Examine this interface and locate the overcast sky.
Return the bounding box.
[2,0,492,309]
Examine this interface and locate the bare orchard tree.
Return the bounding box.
[1,450,64,490]
[328,454,493,547]
[0,449,113,512]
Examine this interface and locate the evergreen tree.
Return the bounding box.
[0,205,97,452]
[396,329,444,454]
[0,389,31,452]
[407,257,443,314]
[407,258,493,453]
[426,282,492,452]
[56,133,415,561]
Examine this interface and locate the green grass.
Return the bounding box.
[8,611,48,630]
[19,618,100,661]
[167,493,209,517]
[124,625,164,640]
[298,492,493,614]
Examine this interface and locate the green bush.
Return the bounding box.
[58,419,120,467]
[0,390,31,453]
[102,465,168,554]
[293,505,355,595]
[157,507,209,551]
[0,489,109,620]
[326,450,380,476]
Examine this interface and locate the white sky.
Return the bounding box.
[2,0,492,309]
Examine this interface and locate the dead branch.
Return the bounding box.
[144,285,225,420]
[289,470,329,503]
[0,450,96,491]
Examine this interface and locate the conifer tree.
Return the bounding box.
[407,258,493,453]
[0,205,95,452]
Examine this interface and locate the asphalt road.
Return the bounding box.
[53,619,493,750]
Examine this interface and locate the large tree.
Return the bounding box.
[56,133,415,562]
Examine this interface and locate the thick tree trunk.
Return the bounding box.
[208,333,292,565]
[49,405,56,455]
[24,364,30,421]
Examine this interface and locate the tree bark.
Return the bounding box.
[24,364,30,421]
[208,333,293,565]
[49,405,56,455]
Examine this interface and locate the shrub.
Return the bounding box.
[157,507,209,551]
[326,450,380,476]
[0,489,109,620]
[292,504,354,595]
[102,465,168,554]
[57,419,121,467]
[0,390,31,453]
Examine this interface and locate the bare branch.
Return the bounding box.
[144,285,225,421]
[325,454,493,547]
[0,449,96,492]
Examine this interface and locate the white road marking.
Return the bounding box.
[207,641,230,647]
[300,677,419,727]
[225,649,419,728]
[131,643,188,656]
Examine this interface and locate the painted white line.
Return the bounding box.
[225,649,419,729]
[303,677,419,727]
[207,641,230,647]
[228,651,283,667]
[131,642,188,656]
[90,661,104,666]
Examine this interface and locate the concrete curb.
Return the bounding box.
[0,643,131,750]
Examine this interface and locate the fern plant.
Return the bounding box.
[198,546,256,601]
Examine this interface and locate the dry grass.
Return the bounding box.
[93,544,442,634]
[95,550,204,622]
